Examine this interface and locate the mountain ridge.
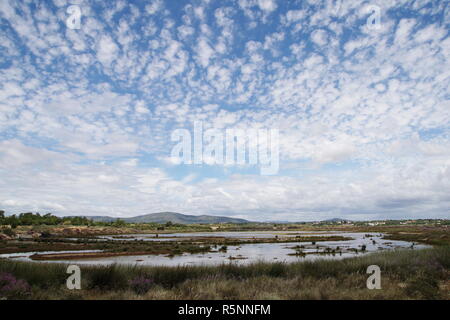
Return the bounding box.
[73,212,250,224]
[323,218,351,222]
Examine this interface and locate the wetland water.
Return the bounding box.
[0,231,428,266]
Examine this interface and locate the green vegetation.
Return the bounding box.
[0,211,262,233]
[0,211,93,228]
[380,227,450,246]
[0,238,212,256]
[0,246,448,299]
[0,214,448,300]
[2,211,449,238]
[0,233,354,258]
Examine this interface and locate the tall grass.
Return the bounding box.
[0,246,448,299]
[0,260,67,288]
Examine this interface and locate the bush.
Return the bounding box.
[129,276,154,294]
[0,260,67,289]
[87,265,128,290]
[0,272,31,299]
[40,231,52,238]
[1,228,15,237]
[404,273,441,299]
[268,263,287,277]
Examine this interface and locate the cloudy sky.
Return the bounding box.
[0,0,449,221]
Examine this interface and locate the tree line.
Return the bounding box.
[0,211,185,230]
[0,211,111,228]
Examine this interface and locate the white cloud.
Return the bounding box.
[311,29,328,46]
[0,0,448,220]
[96,35,119,66]
[257,0,277,13]
[196,38,215,67]
[145,0,163,15]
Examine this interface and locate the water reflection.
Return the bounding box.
[0,232,429,266]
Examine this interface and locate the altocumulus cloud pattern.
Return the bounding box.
[0,0,449,221]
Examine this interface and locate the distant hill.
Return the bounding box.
[76,212,250,224]
[322,218,351,223]
[81,216,118,223]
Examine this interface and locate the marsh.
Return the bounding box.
[0,231,428,266]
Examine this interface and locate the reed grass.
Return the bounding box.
[0,246,448,299]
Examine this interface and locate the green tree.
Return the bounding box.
[6,215,19,228]
[114,219,126,227]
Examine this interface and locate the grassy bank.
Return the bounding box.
[0,246,448,300]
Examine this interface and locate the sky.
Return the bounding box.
[0,0,449,221]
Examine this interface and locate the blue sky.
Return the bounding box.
[0,0,449,221]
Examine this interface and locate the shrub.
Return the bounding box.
[129,276,154,294]
[0,272,31,299]
[404,273,440,299]
[0,260,67,289]
[40,231,52,238]
[267,263,287,277]
[1,228,15,237]
[87,265,128,290]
